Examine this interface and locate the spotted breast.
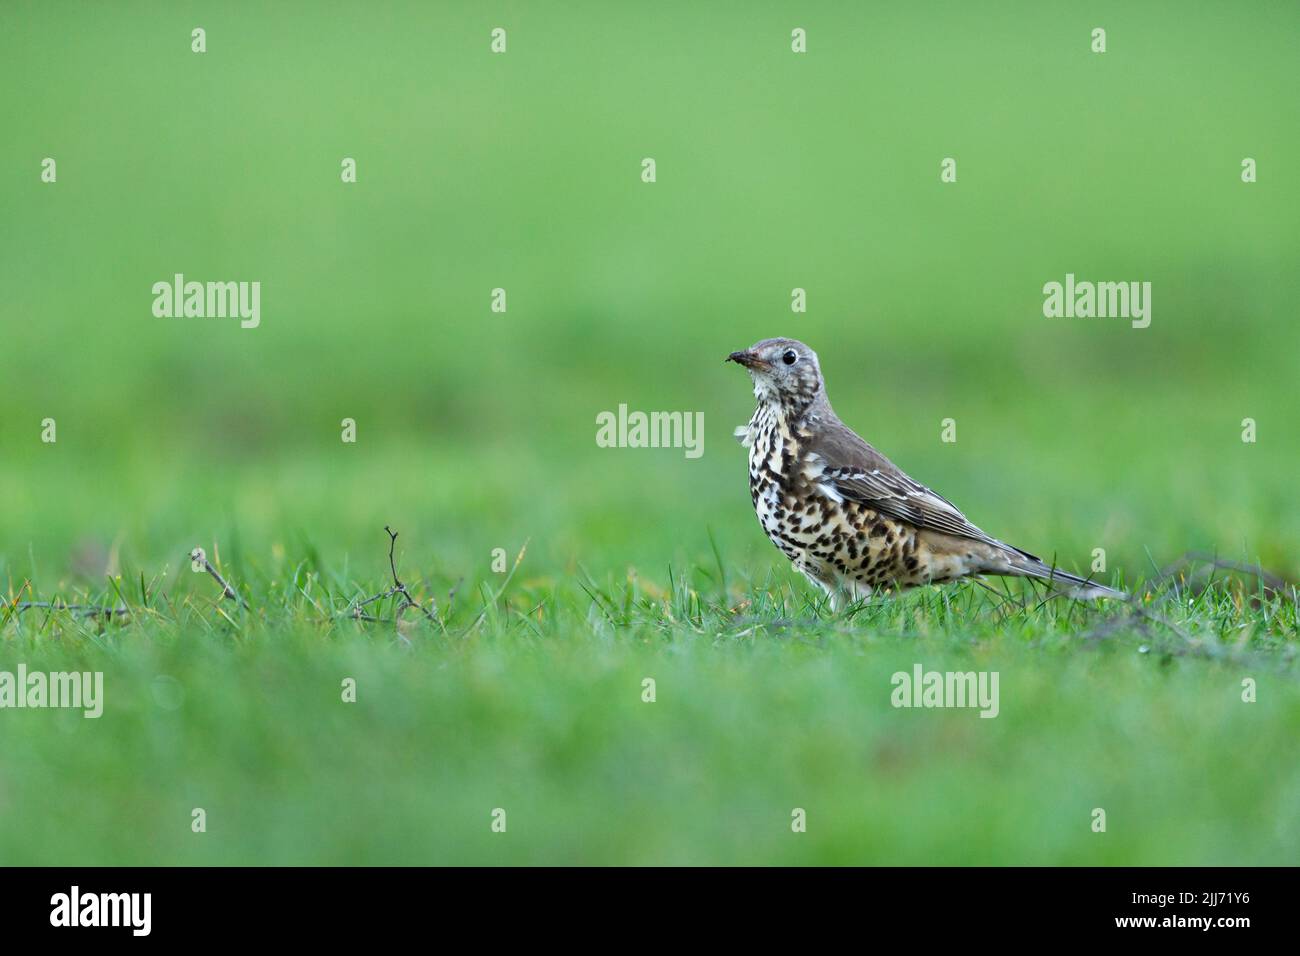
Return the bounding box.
[737,405,930,605]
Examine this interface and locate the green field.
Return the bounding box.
[2,1,1298,865]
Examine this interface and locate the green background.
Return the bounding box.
[1,1,1297,865]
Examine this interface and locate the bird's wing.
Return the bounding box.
[808,418,1035,558]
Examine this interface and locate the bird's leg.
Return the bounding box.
[830,579,870,614]
[798,567,871,615]
[796,566,840,614]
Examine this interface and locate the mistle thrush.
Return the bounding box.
[728,338,1124,608]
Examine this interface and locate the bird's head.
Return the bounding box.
[727,338,826,413]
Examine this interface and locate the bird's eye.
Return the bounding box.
[781,349,798,366]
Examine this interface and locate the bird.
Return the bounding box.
[727,337,1125,609]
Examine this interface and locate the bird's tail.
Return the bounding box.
[1008,555,1127,600]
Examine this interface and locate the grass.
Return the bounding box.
[2,534,1297,866]
[3,1,1298,865]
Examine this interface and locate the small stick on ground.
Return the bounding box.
[1075,550,1293,659]
[1151,552,1297,605]
[190,548,249,609]
[384,525,438,623]
[8,601,129,619]
[343,526,439,626]
[3,578,129,623]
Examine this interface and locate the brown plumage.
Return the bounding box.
[727,337,1124,609]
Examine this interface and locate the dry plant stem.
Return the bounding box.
[1077,553,1290,655]
[1153,552,1297,604]
[190,549,250,609]
[343,526,439,626]
[9,601,129,618]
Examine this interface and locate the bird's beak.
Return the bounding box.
[727,349,768,370]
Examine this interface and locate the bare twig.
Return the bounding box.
[8,601,129,618]
[190,548,249,609]
[1149,551,1297,605]
[342,526,440,628]
[1074,550,1295,664]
